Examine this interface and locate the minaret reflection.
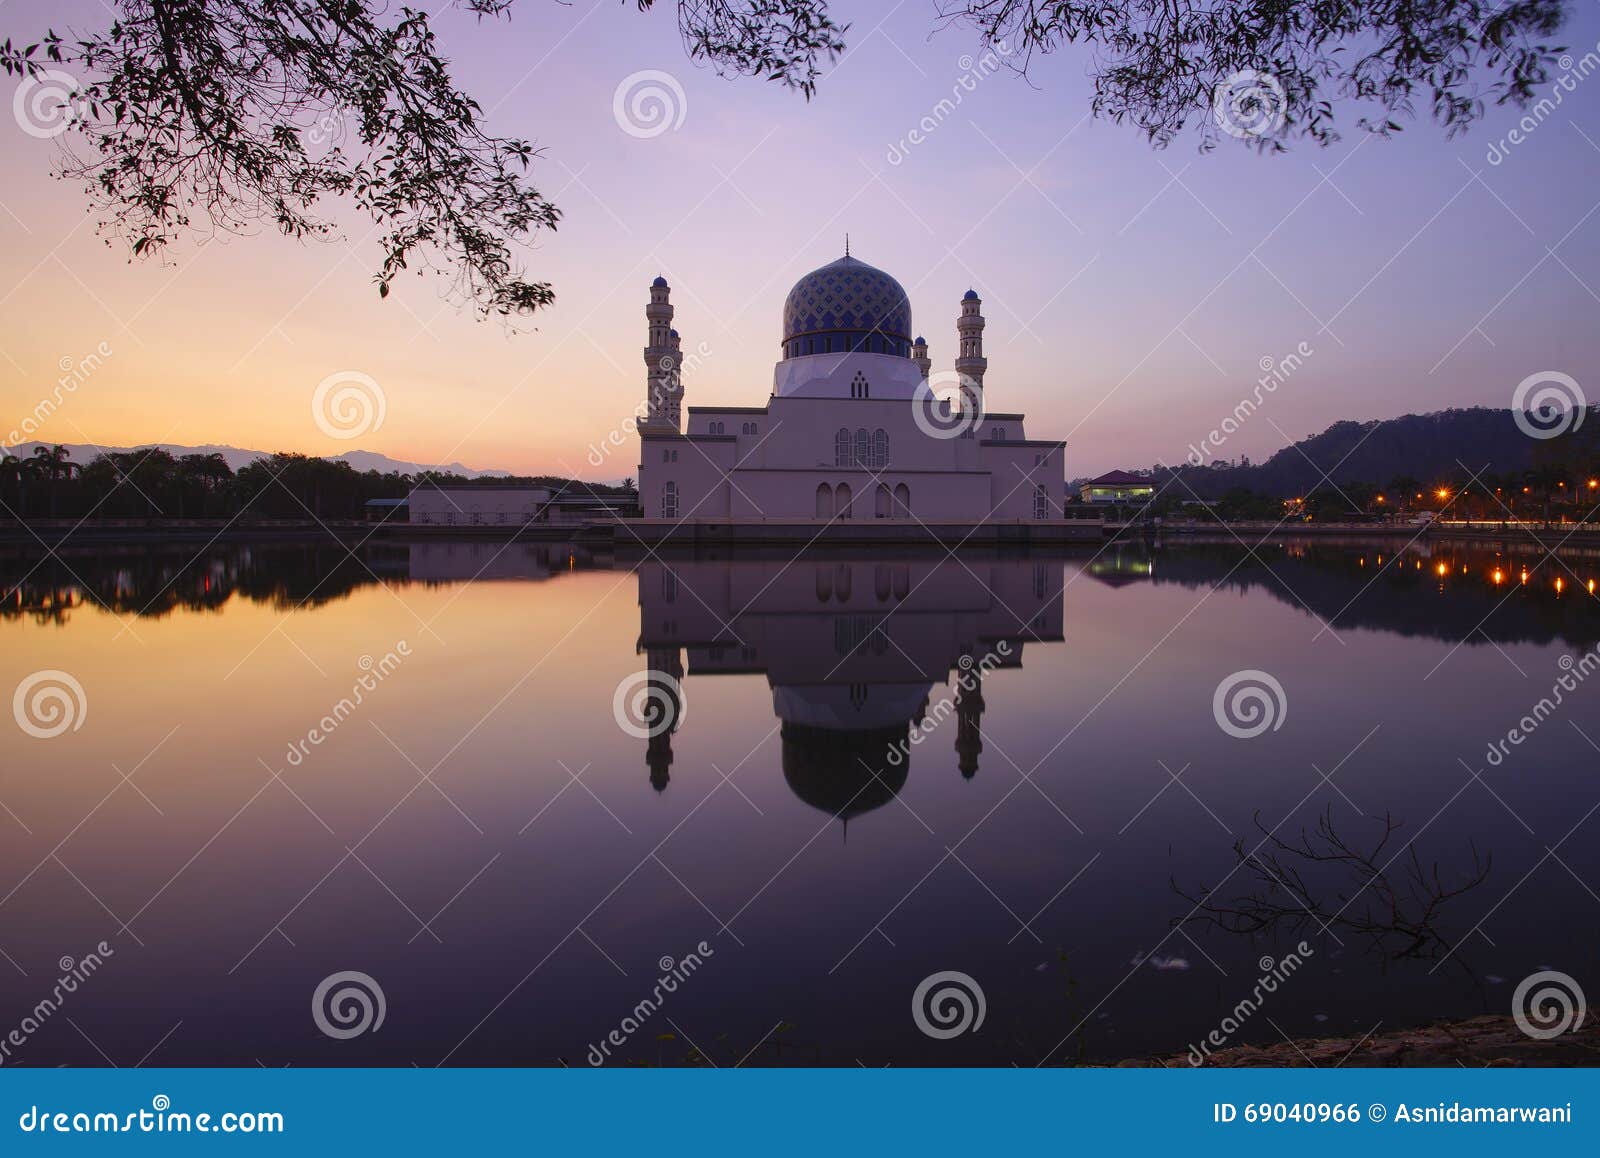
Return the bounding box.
[954,664,985,780]
[632,555,1064,825]
[643,647,684,793]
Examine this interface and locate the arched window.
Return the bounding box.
[993,427,1006,441]
[894,483,911,516]
[875,484,891,519]
[815,483,833,518]
[834,427,851,467]
[872,428,888,470]
[1034,485,1048,520]
[836,483,852,519]
[854,428,870,467]
[815,566,833,602]
[661,481,678,519]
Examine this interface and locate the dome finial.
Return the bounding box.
[844,233,849,258]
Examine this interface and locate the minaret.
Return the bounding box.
[643,276,681,433]
[954,289,987,419]
[912,336,931,380]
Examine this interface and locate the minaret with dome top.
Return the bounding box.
[955,289,987,416]
[641,276,682,434]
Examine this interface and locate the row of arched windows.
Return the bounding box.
[815,482,910,518]
[706,420,760,436]
[834,427,888,469]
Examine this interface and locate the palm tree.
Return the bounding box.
[31,445,78,518]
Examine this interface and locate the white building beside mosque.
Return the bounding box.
[635,250,1068,529]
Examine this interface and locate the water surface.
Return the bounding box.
[1,536,1597,1065]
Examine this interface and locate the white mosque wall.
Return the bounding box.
[771,351,925,399]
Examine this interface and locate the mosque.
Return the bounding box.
[635,249,1071,535]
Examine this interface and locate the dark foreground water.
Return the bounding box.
[1,535,1597,1066]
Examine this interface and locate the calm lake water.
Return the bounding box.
[1,535,1597,1066]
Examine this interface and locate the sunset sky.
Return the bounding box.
[2,0,1598,479]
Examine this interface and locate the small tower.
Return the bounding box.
[912,336,931,380]
[643,276,682,434]
[954,289,987,417]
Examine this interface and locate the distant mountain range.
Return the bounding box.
[5,441,510,478]
[1092,406,1599,496]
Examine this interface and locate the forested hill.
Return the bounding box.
[1119,406,1599,498]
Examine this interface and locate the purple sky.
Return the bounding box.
[2,0,1598,478]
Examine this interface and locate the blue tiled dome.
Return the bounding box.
[782,255,912,357]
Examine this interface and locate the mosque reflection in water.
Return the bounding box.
[632,556,1064,820]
